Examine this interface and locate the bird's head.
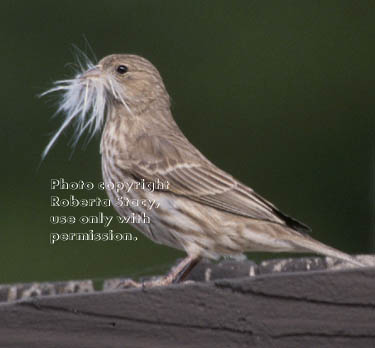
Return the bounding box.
[41,53,170,158]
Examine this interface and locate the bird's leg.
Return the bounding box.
[170,256,201,284]
[150,256,200,287]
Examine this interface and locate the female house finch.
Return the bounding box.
[42,54,364,286]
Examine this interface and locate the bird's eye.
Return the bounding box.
[116,65,128,74]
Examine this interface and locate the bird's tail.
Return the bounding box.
[287,233,366,267]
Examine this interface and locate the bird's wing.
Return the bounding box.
[120,134,310,233]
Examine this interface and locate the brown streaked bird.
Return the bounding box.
[42,53,364,286]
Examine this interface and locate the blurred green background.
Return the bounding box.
[1,1,374,284]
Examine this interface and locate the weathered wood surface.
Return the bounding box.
[0,256,374,348]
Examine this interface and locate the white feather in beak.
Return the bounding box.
[41,59,132,159]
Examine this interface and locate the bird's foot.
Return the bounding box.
[114,279,143,289]
[114,276,175,290]
[115,256,201,290]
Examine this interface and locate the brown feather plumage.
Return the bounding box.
[44,53,365,285]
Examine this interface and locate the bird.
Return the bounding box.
[42,53,365,286]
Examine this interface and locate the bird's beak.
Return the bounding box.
[80,65,102,80]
